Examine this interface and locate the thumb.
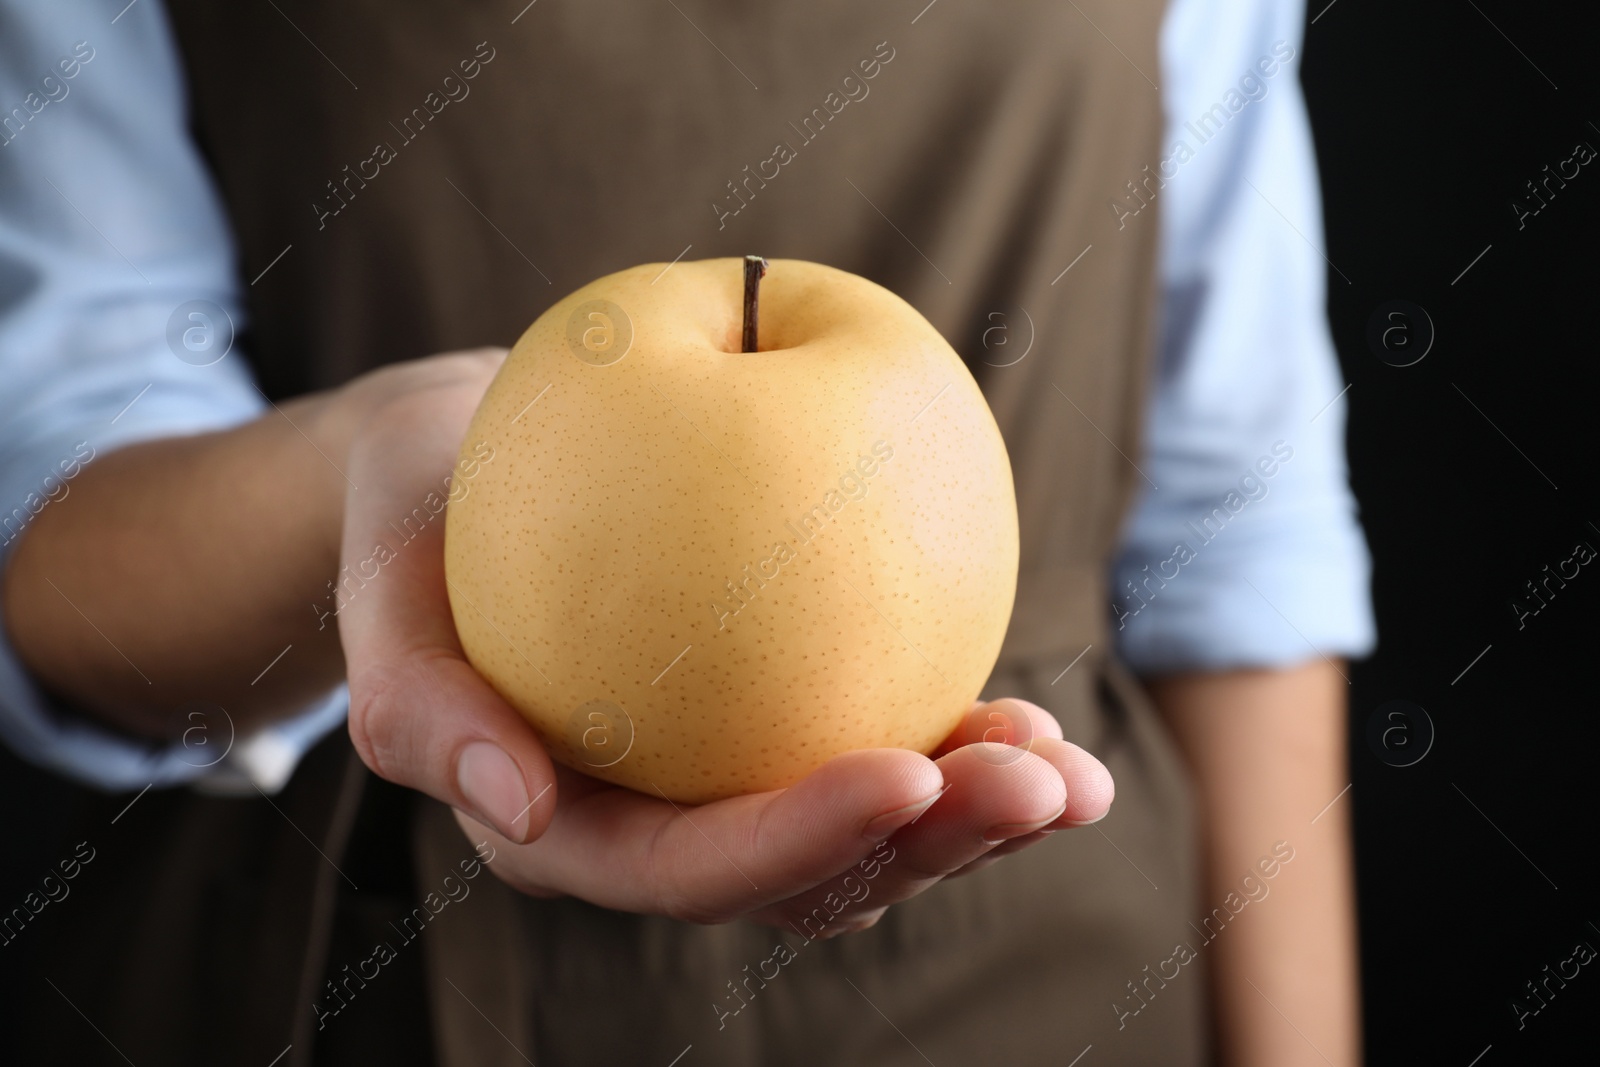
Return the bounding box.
[346,642,559,845]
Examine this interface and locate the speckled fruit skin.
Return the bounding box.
[444,258,1018,804]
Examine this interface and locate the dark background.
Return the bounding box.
[4,1,1596,1063]
[1303,0,1598,1062]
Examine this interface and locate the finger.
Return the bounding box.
[938,735,1115,881]
[807,906,890,941]
[756,741,1084,928]
[944,830,1056,879]
[1019,736,1115,827]
[338,389,558,844]
[931,697,1064,759]
[468,746,945,922]
[934,735,1120,883]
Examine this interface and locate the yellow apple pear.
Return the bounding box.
[444,258,1018,803]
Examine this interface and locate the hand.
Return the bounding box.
[335,350,1114,934]
[458,700,1112,934]
[334,346,560,835]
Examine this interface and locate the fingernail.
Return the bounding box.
[457,741,531,842]
[863,790,944,840]
[981,800,1068,845]
[1059,809,1109,828]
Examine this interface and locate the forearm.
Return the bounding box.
[1148,661,1361,1067]
[1,392,351,739]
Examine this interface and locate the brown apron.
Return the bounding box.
[25,1,1207,1063]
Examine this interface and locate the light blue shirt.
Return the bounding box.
[0,0,1373,793]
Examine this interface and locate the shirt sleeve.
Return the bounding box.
[1109,0,1376,672]
[0,0,347,793]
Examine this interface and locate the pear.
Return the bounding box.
[445,258,1017,803]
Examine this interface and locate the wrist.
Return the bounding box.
[276,388,360,569]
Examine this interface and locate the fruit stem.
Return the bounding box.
[742,255,768,353]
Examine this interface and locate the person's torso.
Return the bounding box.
[147,3,1205,1063]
